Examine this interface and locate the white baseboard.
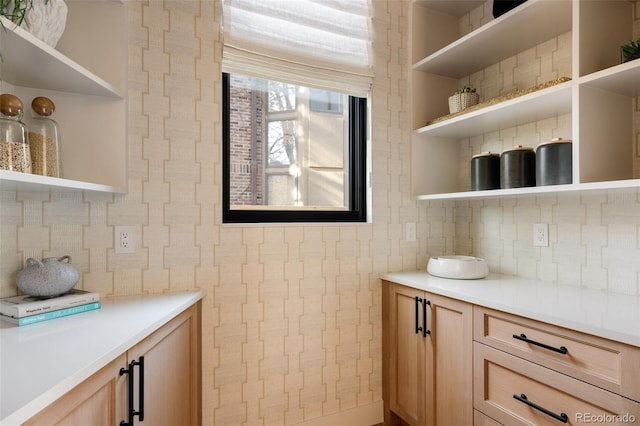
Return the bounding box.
[293,401,383,426]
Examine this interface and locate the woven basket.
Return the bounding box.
[448,92,479,114]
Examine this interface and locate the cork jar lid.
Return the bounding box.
[501,145,534,154]
[537,137,573,147]
[0,94,23,117]
[472,151,500,159]
[31,97,56,117]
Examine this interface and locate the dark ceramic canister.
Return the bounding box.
[493,0,528,18]
[471,152,500,190]
[536,137,572,186]
[500,145,536,189]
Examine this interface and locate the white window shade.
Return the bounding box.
[223,0,373,96]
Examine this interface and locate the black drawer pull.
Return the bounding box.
[512,333,568,354]
[513,393,568,423]
[414,297,431,337]
[422,299,431,337]
[120,356,145,425]
[415,296,423,335]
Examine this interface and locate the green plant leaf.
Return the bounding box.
[455,85,476,94]
[621,38,640,56]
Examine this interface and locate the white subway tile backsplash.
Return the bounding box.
[444,179,639,293]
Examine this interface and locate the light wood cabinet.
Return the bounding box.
[23,303,201,425]
[23,354,127,426]
[474,306,640,402]
[127,304,201,425]
[382,280,473,426]
[474,343,640,425]
[0,0,127,193]
[410,0,639,201]
[473,306,640,425]
[382,277,640,426]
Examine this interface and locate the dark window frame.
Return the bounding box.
[222,72,367,224]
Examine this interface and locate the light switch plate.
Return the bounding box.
[406,222,417,242]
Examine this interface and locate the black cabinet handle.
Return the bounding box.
[120,356,145,425]
[119,362,134,426]
[513,393,568,423]
[512,333,568,354]
[422,299,431,337]
[138,356,145,421]
[415,296,423,335]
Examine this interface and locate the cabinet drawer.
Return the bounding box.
[474,306,640,401]
[474,343,640,426]
[474,409,502,426]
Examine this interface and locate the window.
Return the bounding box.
[223,73,367,223]
[221,0,372,223]
[309,89,343,114]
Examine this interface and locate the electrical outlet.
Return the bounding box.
[533,223,549,247]
[406,222,417,242]
[115,226,136,254]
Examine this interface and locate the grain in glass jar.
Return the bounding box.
[27,96,62,177]
[0,94,31,173]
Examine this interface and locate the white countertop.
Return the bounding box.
[0,290,204,425]
[381,272,640,347]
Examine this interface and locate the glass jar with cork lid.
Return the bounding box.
[27,96,61,177]
[0,94,31,173]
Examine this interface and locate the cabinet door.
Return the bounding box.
[126,304,201,426]
[23,354,127,426]
[425,292,473,426]
[383,281,426,426]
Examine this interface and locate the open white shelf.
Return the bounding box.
[413,0,572,78]
[0,17,123,98]
[415,81,572,139]
[0,170,126,193]
[578,59,640,97]
[410,0,639,201]
[417,179,640,201]
[0,1,127,194]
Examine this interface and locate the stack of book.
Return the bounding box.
[0,289,101,326]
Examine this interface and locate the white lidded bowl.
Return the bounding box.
[427,255,488,280]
